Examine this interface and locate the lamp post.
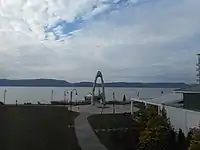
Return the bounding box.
[69,89,78,111]
[64,90,69,107]
[112,91,115,114]
[4,89,7,104]
[51,90,54,102]
[131,99,134,116]
[137,91,140,98]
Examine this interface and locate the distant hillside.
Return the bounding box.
[0,79,70,87]
[72,82,188,88]
[0,79,188,88]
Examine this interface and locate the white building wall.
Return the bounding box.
[186,110,200,129]
[165,105,200,135]
[165,106,187,134]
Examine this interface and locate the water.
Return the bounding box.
[0,87,175,104]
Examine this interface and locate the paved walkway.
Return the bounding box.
[74,105,139,150]
[72,104,139,114]
[75,113,108,150]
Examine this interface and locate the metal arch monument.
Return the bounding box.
[92,71,106,105]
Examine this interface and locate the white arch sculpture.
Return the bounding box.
[92,71,106,105]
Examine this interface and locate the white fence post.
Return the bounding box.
[185,111,188,135]
[131,100,134,115]
[158,105,161,115]
[145,102,147,108]
[158,104,163,116]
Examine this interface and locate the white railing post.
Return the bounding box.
[158,105,161,115]
[185,111,188,135]
[144,102,147,108]
[131,100,134,115]
[157,104,163,115]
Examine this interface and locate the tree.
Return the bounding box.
[187,129,194,148]
[139,117,171,150]
[166,130,177,150]
[137,105,149,130]
[189,128,200,150]
[138,105,173,150]
[123,95,126,102]
[161,107,172,130]
[177,129,188,150]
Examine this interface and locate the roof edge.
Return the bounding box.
[175,91,200,94]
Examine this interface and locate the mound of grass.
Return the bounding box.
[88,113,136,129]
[0,105,80,150]
[88,114,139,150]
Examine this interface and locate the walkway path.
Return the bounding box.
[75,113,107,150]
[72,104,139,114]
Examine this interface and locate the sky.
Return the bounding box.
[0,0,200,83]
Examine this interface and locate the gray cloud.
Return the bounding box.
[0,0,200,83]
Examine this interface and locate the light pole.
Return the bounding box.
[51,90,54,102]
[64,90,69,107]
[137,91,140,98]
[4,89,7,104]
[69,89,78,111]
[112,91,115,114]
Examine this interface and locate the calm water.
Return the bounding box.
[0,87,175,104]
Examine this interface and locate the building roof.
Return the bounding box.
[146,93,183,104]
[175,84,200,93]
[131,93,183,106]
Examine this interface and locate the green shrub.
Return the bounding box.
[177,129,188,150]
[138,106,174,150]
[188,128,200,150]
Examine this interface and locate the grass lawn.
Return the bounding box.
[0,105,81,150]
[88,114,139,150]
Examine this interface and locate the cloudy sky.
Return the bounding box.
[0,0,200,83]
